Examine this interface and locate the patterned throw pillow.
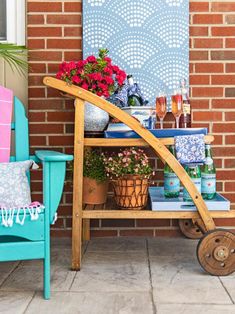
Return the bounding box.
[0,160,35,208]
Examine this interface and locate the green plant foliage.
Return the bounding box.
[83,149,107,182]
[0,43,28,76]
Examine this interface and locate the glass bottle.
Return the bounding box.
[164,145,180,198]
[127,74,143,107]
[201,144,216,200]
[179,78,191,128]
[183,165,201,202]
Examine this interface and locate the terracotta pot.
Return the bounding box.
[111,175,149,210]
[83,177,108,205]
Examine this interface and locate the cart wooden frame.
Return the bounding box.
[44,77,235,276]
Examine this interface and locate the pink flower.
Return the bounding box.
[81,82,89,90]
[72,75,81,84]
[104,57,112,63]
[86,55,97,63]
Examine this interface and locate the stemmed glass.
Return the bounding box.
[156,92,167,129]
[171,90,183,129]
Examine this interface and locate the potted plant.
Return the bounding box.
[56,48,126,133]
[104,147,153,210]
[83,149,108,205]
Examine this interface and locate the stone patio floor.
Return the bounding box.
[0,237,235,314]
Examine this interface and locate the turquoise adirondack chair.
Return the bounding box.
[0,96,73,299]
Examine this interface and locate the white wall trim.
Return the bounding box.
[6,0,25,45]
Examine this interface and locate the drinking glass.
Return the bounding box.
[171,90,183,129]
[156,93,167,129]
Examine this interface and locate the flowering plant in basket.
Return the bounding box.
[56,48,126,98]
[103,147,153,180]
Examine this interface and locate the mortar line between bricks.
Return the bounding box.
[23,291,37,314]
[146,239,157,314]
[218,277,235,304]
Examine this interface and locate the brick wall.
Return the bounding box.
[27,0,235,237]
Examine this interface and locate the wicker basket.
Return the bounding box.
[111,175,149,210]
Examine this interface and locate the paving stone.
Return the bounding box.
[0,291,33,314]
[220,277,235,303]
[25,291,154,314]
[87,237,147,253]
[71,252,150,292]
[156,303,235,314]
[151,254,232,304]
[0,262,19,286]
[148,237,198,257]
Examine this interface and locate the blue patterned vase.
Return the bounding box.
[84,101,109,132]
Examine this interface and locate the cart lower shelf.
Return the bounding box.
[82,198,235,219]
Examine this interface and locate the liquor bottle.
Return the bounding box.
[183,165,201,201]
[201,144,216,200]
[127,75,143,107]
[164,145,180,198]
[179,78,191,128]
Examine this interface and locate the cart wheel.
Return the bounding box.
[179,219,203,239]
[197,229,235,276]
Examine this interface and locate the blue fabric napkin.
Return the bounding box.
[174,134,206,165]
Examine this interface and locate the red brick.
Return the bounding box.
[191,99,209,109]
[29,124,64,134]
[136,219,170,227]
[29,51,62,61]
[225,182,235,191]
[48,63,61,73]
[225,136,235,145]
[193,14,223,24]
[27,39,45,49]
[28,75,44,86]
[90,230,118,238]
[226,15,235,24]
[192,87,223,97]
[47,39,81,49]
[47,88,64,98]
[49,135,74,146]
[28,112,45,122]
[193,111,222,121]
[190,2,209,12]
[212,2,235,12]
[195,63,224,73]
[212,75,235,85]
[64,27,82,37]
[214,158,223,169]
[29,135,47,146]
[28,87,45,98]
[212,27,235,36]
[28,27,62,37]
[190,26,208,36]
[51,230,72,237]
[190,51,208,61]
[119,229,154,237]
[211,51,235,60]
[226,38,235,48]
[194,38,223,48]
[225,112,235,121]
[226,88,235,97]
[217,170,235,180]
[213,124,235,133]
[27,14,44,24]
[214,218,235,226]
[212,99,235,109]
[29,63,46,74]
[64,2,82,12]
[64,51,83,61]
[47,14,81,25]
[190,75,210,85]
[29,99,64,110]
[47,111,74,122]
[213,135,223,145]
[101,219,135,228]
[155,229,182,237]
[28,2,62,12]
[213,146,235,157]
[226,63,235,73]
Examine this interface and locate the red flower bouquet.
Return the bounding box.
[56,49,126,98]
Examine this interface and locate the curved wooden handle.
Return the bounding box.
[43,76,215,231]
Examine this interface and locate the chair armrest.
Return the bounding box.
[35,150,73,162]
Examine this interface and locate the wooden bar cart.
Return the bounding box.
[44,77,235,276]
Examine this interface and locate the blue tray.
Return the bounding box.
[149,187,230,211]
[105,128,208,139]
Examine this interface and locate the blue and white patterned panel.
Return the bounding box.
[83,0,189,107]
